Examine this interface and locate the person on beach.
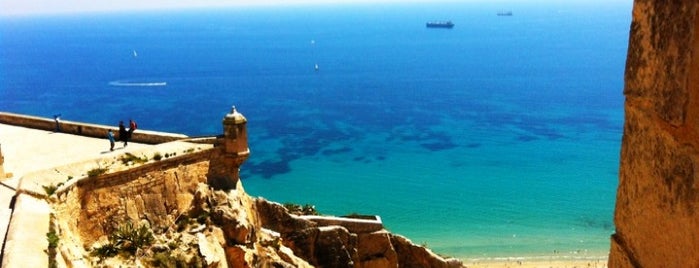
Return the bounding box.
[128,119,137,142]
[107,129,115,151]
[118,121,128,147]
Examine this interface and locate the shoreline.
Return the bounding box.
[463,257,608,268]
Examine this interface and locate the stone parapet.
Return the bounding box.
[1,195,51,268]
[299,215,383,234]
[0,112,188,144]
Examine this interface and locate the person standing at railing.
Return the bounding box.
[53,114,61,132]
[119,121,128,147]
[128,119,137,142]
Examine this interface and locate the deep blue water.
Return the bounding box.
[0,1,631,260]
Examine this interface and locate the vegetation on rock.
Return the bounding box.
[120,152,148,165]
[87,167,108,178]
[42,184,58,196]
[92,221,154,259]
[46,231,59,249]
[283,203,319,216]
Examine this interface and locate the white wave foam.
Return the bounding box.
[109,81,167,87]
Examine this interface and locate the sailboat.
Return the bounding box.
[311,40,319,72]
[133,50,138,58]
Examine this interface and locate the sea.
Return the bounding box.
[0,1,632,261]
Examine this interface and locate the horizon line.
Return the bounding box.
[1,0,630,18]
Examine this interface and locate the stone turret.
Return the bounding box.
[222,106,249,157]
[208,106,250,190]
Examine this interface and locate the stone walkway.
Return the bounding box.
[0,123,155,261]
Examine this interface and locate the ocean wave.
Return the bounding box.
[109,80,167,87]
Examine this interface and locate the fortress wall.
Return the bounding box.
[0,112,188,144]
[610,1,699,267]
[54,148,218,247]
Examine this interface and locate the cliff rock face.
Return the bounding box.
[610,0,699,267]
[51,157,463,267]
[256,199,463,268]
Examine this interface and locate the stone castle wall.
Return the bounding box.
[0,112,188,144]
[610,1,699,267]
[54,148,218,247]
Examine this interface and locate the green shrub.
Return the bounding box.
[283,203,319,216]
[153,152,163,161]
[119,152,148,165]
[92,221,155,259]
[92,243,119,258]
[110,221,154,255]
[42,184,58,196]
[87,167,108,178]
[175,215,190,232]
[46,231,59,248]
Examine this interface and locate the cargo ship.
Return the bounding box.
[426,21,454,28]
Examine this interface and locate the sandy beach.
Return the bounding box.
[464,258,608,268]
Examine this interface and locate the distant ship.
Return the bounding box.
[497,11,513,16]
[426,21,454,29]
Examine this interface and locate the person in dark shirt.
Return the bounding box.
[118,121,128,147]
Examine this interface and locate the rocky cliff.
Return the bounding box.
[47,147,463,268]
[609,0,699,267]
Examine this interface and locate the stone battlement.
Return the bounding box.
[0,112,188,144]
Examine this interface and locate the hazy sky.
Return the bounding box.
[1,0,632,17]
[0,0,445,17]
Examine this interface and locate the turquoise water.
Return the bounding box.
[0,1,631,259]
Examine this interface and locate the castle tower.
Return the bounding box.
[222,106,249,157]
[208,106,250,190]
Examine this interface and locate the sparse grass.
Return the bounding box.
[148,251,201,268]
[175,215,190,232]
[195,211,210,224]
[283,203,319,216]
[42,184,58,196]
[87,167,108,178]
[119,152,148,165]
[92,243,119,258]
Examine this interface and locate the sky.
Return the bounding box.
[0,0,631,17]
[0,0,447,17]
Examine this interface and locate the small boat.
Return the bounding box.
[426,21,454,29]
[497,11,513,16]
[314,63,319,71]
